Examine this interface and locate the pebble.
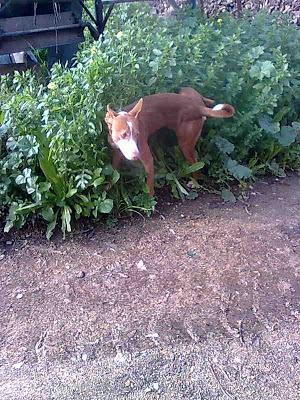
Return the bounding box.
[124,379,133,387]
[187,250,197,258]
[136,260,147,270]
[12,361,24,370]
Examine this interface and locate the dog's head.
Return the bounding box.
[105,99,143,161]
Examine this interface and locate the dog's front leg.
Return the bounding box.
[139,143,155,197]
[112,148,123,170]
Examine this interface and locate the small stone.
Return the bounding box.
[0,254,4,261]
[12,361,24,369]
[77,271,86,278]
[6,241,13,245]
[153,382,159,391]
[136,260,147,270]
[146,333,159,338]
[187,250,197,258]
[81,353,88,361]
[16,293,23,299]
[114,351,126,364]
[124,379,132,387]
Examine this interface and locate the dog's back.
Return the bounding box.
[179,87,215,108]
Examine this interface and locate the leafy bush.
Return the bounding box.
[0,6,299,237]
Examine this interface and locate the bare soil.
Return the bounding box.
[0,174,299,399]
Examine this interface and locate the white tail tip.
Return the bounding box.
[212,104,225,111]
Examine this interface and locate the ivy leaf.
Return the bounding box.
[153,48,162,56]
[248,46,265,60]
[66,188,78,198]
[226,159,252,180]
[18,135,39,158]
[112,170,120,184]
[184,161,205,174]
[214,137,234,154]
[99,199,113,213]
[273,106,291,123]
[258,115,280,135]
[278,126,297,147]
[39,182,51,193]
[102,164,114,176]
[0,122,9,136]
[267,161,286,177]
[93,177,105,187]
[292,121,300,132]
[221,188,236,203]
[41,207,55,222]
[260,61,275,78]
[15,175,26,185]
[164,69,173,79]
[250,61,275,80]
[149,61,159,73]
[148,77,157,86]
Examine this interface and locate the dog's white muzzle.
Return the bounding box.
[116,138,140,160]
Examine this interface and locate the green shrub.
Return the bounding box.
[0,6,299,237]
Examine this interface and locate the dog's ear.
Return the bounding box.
[105,105,117,126]
[128,98,143,118]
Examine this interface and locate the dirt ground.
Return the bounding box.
[0,174,299,400]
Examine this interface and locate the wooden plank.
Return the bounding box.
[0,12,76,32]
[0,0,71,3]
[0,27,84,54]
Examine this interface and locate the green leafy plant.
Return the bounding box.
[0,6,299,237]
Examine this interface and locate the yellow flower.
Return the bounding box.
[116,31,123,40]
[91,46,97,55]
[47,82,56,90]
[217,18,223,24]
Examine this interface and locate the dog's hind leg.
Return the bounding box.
[176,120,204,181]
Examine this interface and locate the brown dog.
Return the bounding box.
[105,87,235,196]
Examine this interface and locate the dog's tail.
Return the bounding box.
[179,87,234,118]
[202,96,215,107]
[199,103,235,118]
